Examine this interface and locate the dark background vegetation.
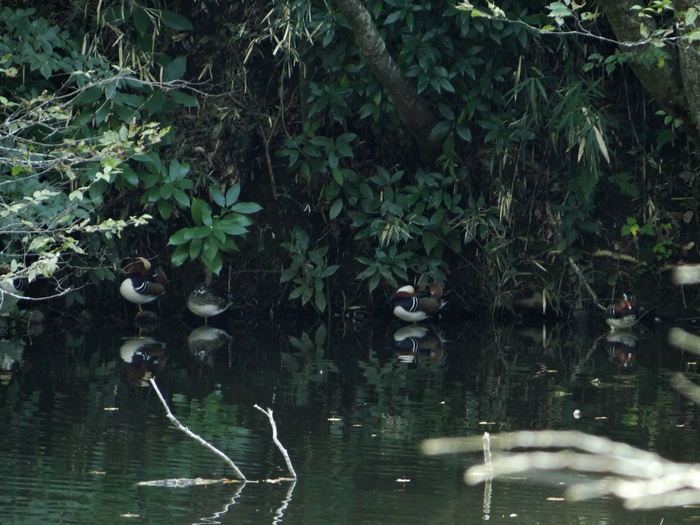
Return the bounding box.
[3,0,700,321]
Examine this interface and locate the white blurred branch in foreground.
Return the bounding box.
[422,321,700,509]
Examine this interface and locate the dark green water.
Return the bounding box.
[1,313,699,524]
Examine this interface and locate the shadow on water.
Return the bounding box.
[0,312,698,524]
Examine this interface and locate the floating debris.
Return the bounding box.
[136,477,239,488]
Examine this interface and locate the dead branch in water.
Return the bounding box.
[254,404,298,480]
[148,378,297,484]
[149,377,247,480]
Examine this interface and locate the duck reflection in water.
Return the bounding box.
[119,336,167,386]
[390,325,446,366]
[606,330,638,370]
[187,326,232,366]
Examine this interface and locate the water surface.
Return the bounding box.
[1,314,698,524]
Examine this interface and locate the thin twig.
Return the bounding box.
[481,432,493,520]
[149,377,247,481]
[567,256,602,309]
[254,404,297,479]
[482,432,492,480]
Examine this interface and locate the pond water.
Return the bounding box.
[1,310,700,524]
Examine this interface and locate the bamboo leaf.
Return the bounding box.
[593,126,610,163]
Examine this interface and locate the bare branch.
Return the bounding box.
[254,404,297,480]
[149,377,247,481]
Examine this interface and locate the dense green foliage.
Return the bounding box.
[2,0,700,317]
[0,2,259,309]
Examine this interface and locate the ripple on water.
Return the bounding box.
[2,321,699,525]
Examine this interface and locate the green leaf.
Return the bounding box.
[190,226,213,239]
[160,183,173,199]
[437,103,455,120]
[209,186,225,207]
[159,9,194,30]
[203,252,223,275]
[315,286,327,313]
[171,187,190,208]
[118,165,139,188]
[189,237,202,259]
[218,220,248,236]
[163,56,187,82]
[169,159,189,180]
[171,244,190,266]
[203,238,218,263]
[280,266,298,283]
[144,91,165,115]
[212,226,226,245]
[321,264,340,278]
[132,6,151,36]
[71,86,103,106]
[547,1,574,19]
[456,123,472,141]
[104,79,118,100]
[329,198,343,220]
[168,90,198,107]
[39,62,52,79]
[132,152,162,169]
[191,198,212,226]
[168,229,191,246]
[220,238,240,252]
[225,184,241,206]
[231,202,262,214]
[95,101,110,123]
[368,273,381,293]
[157,199,173,219]
[384,11,403,25]
[430,121,452,140]
[328,150,339,169]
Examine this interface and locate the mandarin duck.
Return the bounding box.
[390,282,446,323]
[186,283,233,324]
[0,264,26,315]
[605,292,638,330]
[119,257,167,312]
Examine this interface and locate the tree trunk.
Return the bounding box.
[334,0,442,161]
[601,0,700,142]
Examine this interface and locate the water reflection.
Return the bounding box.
[390,325,446,366]
[119,336,168,387]
[187,326,232,366]
[607,330,638,370]
[0,316,695,524]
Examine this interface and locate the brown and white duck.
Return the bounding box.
[0,264,26,315]
[605,293,638,330]
[389,283,445,323]
[119,257,167,312]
